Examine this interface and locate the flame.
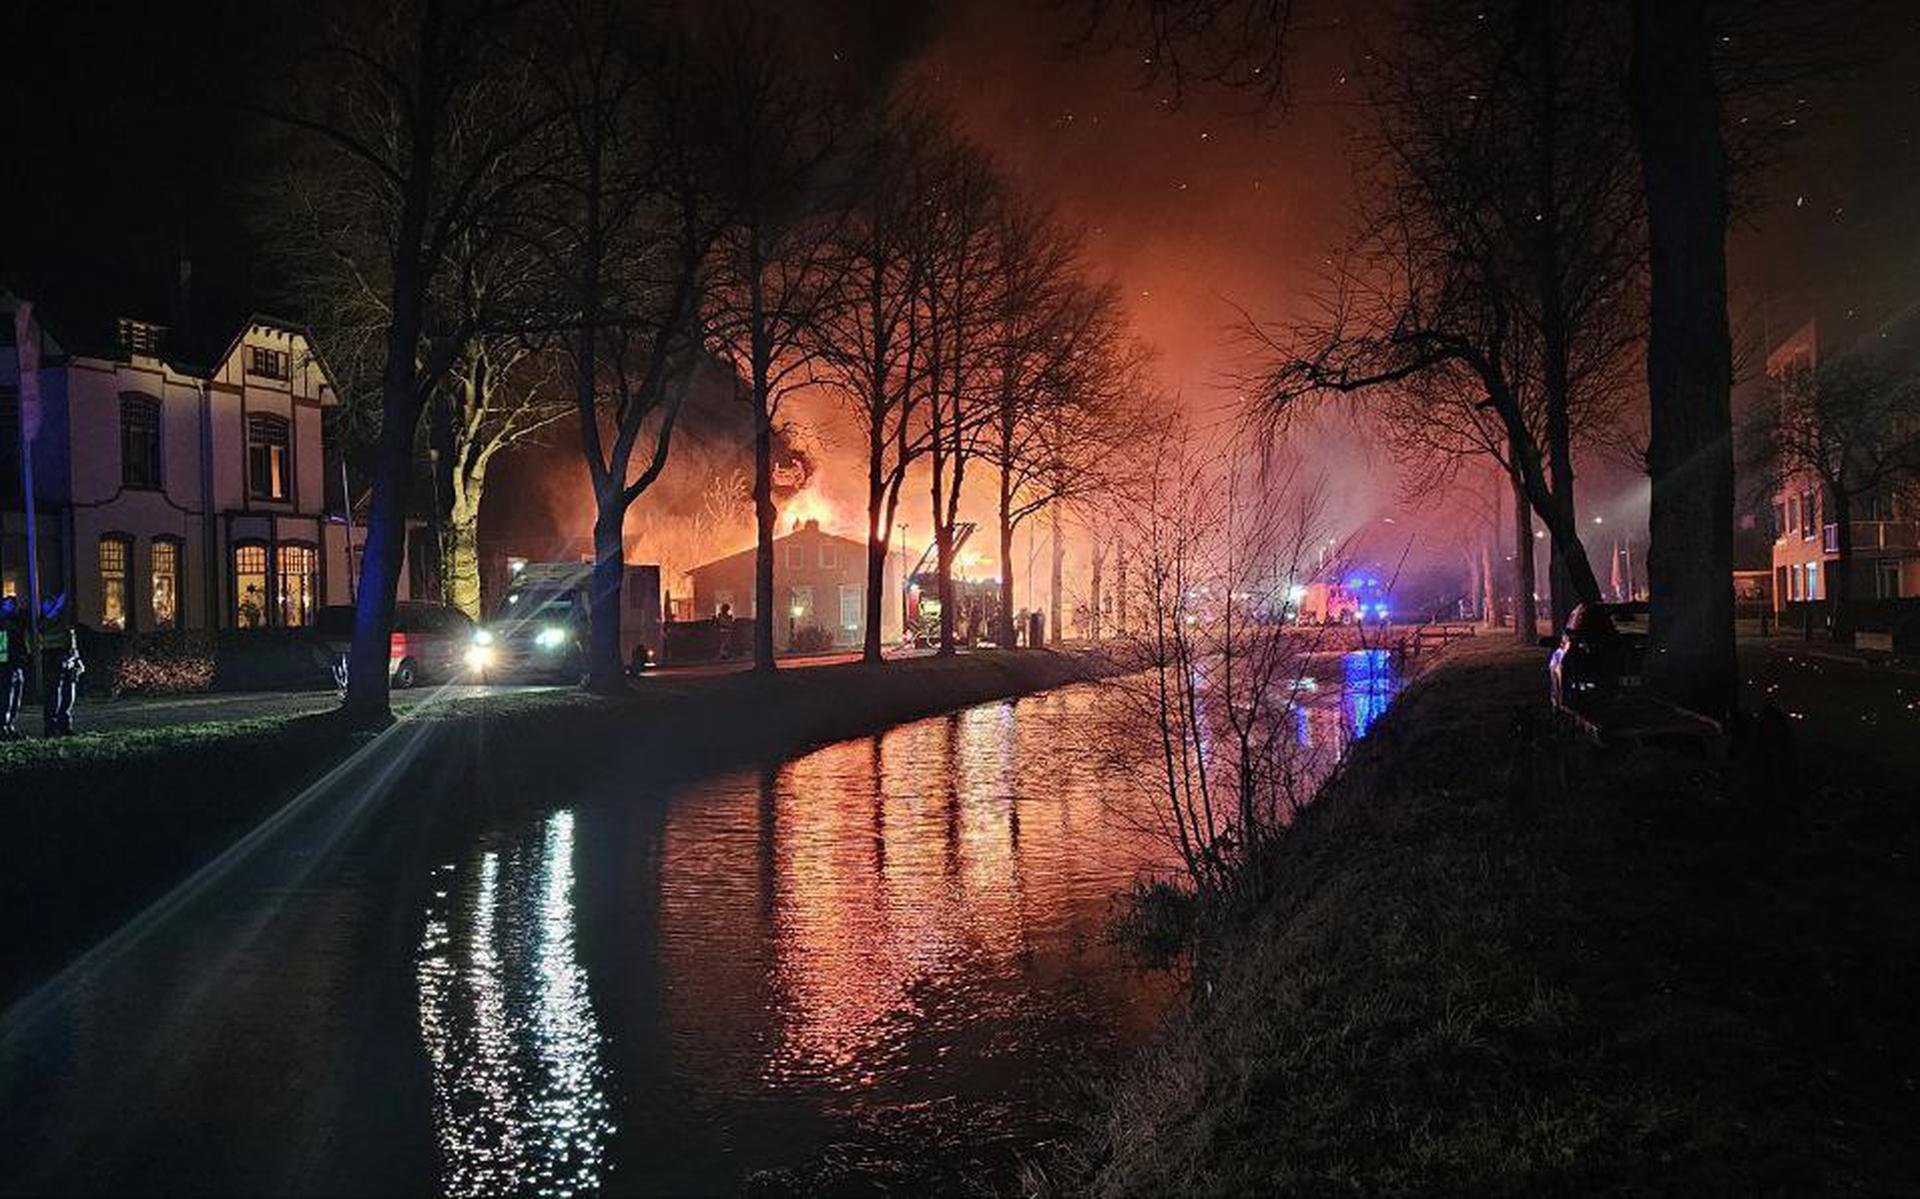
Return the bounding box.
[781,483,842,534]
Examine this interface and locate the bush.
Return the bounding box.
[790,624,837,653]
[108,631,218,696]
[75,628,333,696]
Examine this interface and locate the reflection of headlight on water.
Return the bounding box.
[464,644,494,671]
[536,626,567,649]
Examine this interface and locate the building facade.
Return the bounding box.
[2,291,400,633]
[1765,320,1920,612]
[686,519,899,650]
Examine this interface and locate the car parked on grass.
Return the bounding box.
[1544,601,1650,713]
[315,601,477,689]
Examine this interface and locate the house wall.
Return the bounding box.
[3,310,354,633]
[688,522,898,649]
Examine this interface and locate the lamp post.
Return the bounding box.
[789,602,803,652]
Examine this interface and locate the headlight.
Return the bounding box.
[536,626,567,649]
[464,644,494,670]
[473,629,494,646]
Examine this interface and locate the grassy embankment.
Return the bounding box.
[1,650,1102,1003]
[1059,638,1920,1195]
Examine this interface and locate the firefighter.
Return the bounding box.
[38,592,83,737]
[0,594,27,739]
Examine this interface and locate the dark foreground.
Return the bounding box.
[1057,639,1920,1195]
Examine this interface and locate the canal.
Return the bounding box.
[0,649,1401,1195]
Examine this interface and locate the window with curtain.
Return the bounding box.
[234,543,269,628]
[247,414,291,501]
[99,536,131,630]
[277,544,316,628]
[120,394,162,489]
[151,538,179,630]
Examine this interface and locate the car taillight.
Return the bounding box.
[389,632,409,658]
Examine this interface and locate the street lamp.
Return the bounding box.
[790,602,803,649]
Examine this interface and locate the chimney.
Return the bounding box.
[803,519,820,533]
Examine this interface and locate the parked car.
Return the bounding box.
[315,601,477,689]
[1544,601,1650,712]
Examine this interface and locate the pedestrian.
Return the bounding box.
[715,602,736,659]
[0,594,27,739]
[38,592,83,737]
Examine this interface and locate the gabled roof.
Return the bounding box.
[687,521,866,578]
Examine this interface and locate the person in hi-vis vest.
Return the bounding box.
[37,592,83,737]
[0,594,27,739]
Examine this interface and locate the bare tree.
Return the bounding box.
[919,144,1007,656]
[1744,353,1920,644]
[258,0,553,722]
[532,0,716,691]
[1241,1,1641,643]
[698,12,854,672]
[813,100,949,663]
[1095,422,1339,903]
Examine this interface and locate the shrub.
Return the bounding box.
[790,624,837,653]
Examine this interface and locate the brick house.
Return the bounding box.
[1765,319,1920,614]
[685,519,899,650]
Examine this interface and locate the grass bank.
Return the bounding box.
[1056,639,1920,1195]
[2,650,1102,1004]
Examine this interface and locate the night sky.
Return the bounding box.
[8,0,1920,583]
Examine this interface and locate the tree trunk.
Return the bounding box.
[752,382,776,671]
[1512,471,1538,644]
[863,421,888,664]
[934,519,955,655]
[1481,539,1497,627]
[587,487,628,693]
[863,535,889,663]
[1631,0,1736,720]
[1829,484,1855,645]
[999,513,1017,649]
[1089,538,1105,642]
[1049,504,1065,646]
[440,493,482,621]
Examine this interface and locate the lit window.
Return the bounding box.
[151,539,179,630]
[234,543,269,628]
[99,536,131,630]
[247,414,291,500]
[121,394,162,489]
[277,544,316,627]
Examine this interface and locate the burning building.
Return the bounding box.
[684,518,899,652]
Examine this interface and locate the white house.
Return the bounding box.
[1,289,406,633]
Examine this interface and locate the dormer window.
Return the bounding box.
[118,318,164,358]
[249,346,290,381]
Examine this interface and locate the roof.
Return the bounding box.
[687,521,866,578]
[2,278,329,384]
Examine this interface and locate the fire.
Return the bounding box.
[781,483,841,533]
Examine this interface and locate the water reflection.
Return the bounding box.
[1343,648,1399,740]
[417,811,612,1197]
[413,660,1400,1192]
